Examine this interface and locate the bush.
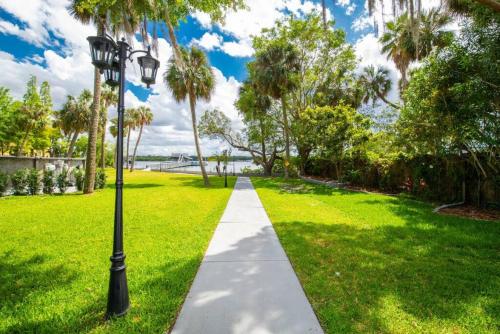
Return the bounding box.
[11,169,28,195]
[27,169,41,195]
[0,171,8,196]
[241,166,264,176]
[57,168,70,194]
[43,169,55,195]
[73,168,85,191]
[94,169,107,189]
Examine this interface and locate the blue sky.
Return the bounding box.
[0,0,400,155]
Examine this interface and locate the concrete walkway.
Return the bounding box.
[170,177,324,334]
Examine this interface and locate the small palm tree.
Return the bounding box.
[359,65,399,109]
[99,85,118,168]
[254,42,300,179]
[124,108,138,169]
[380,15,414,91]
[130,106,153,172]
[164,46,215,186]
[109,117,129,169]
[56,90,92,158]
[380,9,452,91]
[418,8,453,59]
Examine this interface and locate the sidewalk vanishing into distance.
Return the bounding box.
[170,177,324,334]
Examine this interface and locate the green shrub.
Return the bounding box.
[0,171,8,196]
[11,169,29,195]
[95,169,107,189]
[343,169,362,184]
[27,169,41,195]
[57,168,70,194]
[42,169,55,195]
[73,168,85,191]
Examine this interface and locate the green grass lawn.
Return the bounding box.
[252,178,500,334]
[0,171,235,334]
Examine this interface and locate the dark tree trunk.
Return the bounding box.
[188,90,210,186]
[281,96,291,179]
[67,131,79,158]
[84,22,104,194]
[126,126,131,169]
[130,124,143,172]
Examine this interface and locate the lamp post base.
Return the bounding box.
[106,254,129,318]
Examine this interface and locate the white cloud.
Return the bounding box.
[220,40,254,57]
[192,0,333,58]
[352,15,374,32]
[191,32,254,58]
[336,0,357,16]
[191,32,223,51]
[0,0,244,156]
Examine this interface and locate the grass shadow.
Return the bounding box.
[167,175,236,190]
[275,219,499,332]
[0,252,77,309]
[252,177,500,332]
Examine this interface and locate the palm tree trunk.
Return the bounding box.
[376,91,400,109]
[321,0,327,29]
[67,131,79,158]
[188,90,210,186]
[281,96,291,179]
[164,12,185,71]
[126,126,131,169]
[130,124,143,172]
[83,23,104,194]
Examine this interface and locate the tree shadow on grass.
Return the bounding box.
[83,257,204,333]
[105,183,165,190]
[251,177,500,332]
[0,252,100,334]
[273,217,499,333]
[167,176,236,190]
[252,177,365,197]
[0,251,77,310]
[0,250,205,334]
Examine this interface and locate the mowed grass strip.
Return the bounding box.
[0,171,235,334]
[252,177,500,334]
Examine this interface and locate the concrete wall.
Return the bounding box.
[0,156,85,174]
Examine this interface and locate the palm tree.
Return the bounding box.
[236,80,273,175]
[254,42,300,179]
[165,46,215,186]
[109,117,128,169]
[55,95,77,154]
[380,15,414,91]
[99,85,118,168]
[124,108,137,169]
[55,90,92,158]
[130,106,153,172]
[368,0,500,15]
[359,65,399,109]
[70,0,142,193]
[418,8,453,59]
[380,9,452,91]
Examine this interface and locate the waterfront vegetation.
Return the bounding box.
[0,171,235,333]
[253,177,500,333]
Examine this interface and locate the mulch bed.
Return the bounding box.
[439,205,500,221]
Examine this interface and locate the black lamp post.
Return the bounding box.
[87,34,159,318]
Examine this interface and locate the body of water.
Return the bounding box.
[133,160,259,174]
